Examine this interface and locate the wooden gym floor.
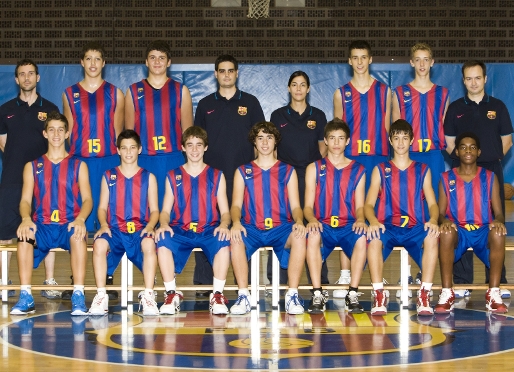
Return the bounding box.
[2,203,514,371]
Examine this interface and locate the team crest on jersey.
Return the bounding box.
[110,174,116,180]
[138,87,144,93]
[175,175,182,181]
[38,112,47,121]
[449,179,456,192]
[487,111,496,119]
[238,106,247,116]
[73,92,80,98]
[37,162,43,168]
[403,91,411,97]
[245,168,252,174]
[320,164,326,171]
[385,167,391,173]
[307,120,316,129]
[345,91,351,97]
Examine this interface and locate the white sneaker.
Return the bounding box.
[41,278,62,299]
[454,289,470,298]
[89,293,108,315]
[209,292,229,315]
[160,290,183,315]
[285,291,304,315]
[138,290,158,301]
[333,275,351,298]
[501,288,511,298]
[139,292,159,316]
[230,293,251,315]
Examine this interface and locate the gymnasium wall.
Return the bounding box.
[0,0,513,65]
[1,62,514,183]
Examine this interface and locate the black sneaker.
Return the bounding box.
[106,275,119,300]
[345,290,364,313]
[307,290,327,313]
[61,275,74,300]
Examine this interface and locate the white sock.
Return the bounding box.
[372,282,384,291]
[74,285,84,294]
[287,288,298,296]
[20,285,31,295]
[341,269,351,277]
[145,288,154,297]
[213,277,226,294]
[164,279,176,292]
[421,282,433,291]
[97,287,106,296]
[238,288,250,296]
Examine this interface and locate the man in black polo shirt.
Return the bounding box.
[0,59,61,298]
[194,55,265,294]
[444,60,513,299]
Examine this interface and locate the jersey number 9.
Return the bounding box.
[264,218,273,230]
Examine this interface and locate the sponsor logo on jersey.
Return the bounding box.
[307,120,316,129]
[487,111,496,119]
[38,112,47,121]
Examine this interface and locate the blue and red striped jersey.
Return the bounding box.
[129,79,183,156]
[104,167,151,233]
[394,84,449,152]
[168,165,222,232]
[314,158,365,226]
[32,155,82,224]
[239,161,293,230]
[376,161,428,227]
[441,167,494,228]
[64,81,118,157]
[339,80,389,157]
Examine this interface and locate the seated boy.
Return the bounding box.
[230,121,307,315]
[435,132,508,314]
[365,119,439,316]
[155,126,231,315]
[11,111,92,315]
[304,118,367,314]
[88,129,160,316]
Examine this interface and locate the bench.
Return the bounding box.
[2,239,514,310]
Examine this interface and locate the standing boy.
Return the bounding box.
[392,42,450,296]
[364,119,439,316]
[304,118,367,314]
[435,132,508,314]
[155,126,231,315]
[11,112,92,315]
[230,121,306,315]
[88,129,160,316]
[333,40,392,297]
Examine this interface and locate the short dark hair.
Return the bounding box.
[181,126,209,147]
[44,111,69,132]
[116,129,141,148]
[214,55,238,71]
[349,40,372,57]
[389,119,413,141]
[80,41,106,60]
[455,131,481,150]
[248,121,281,148]
[288,71,310,87]
[145,40,171,60]
[324,118,350,140]
[462,60,486,78]
[15,59,38,77]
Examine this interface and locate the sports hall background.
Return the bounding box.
[1,0,514,178]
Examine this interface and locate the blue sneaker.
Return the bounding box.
[10,290,35,315]
[71,290,88,316]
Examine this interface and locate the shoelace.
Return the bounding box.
[488,289,502,303]
[235,294,250,309]
[139,294,157,312]
[46,278,58,285]
[348,291,363,304]
[164,291,183,305]
[312,293,324,305]
[374,290,386,306]
[92,294,105,306]
[438,289,453,304]
[288,293,304,307]
[418,289,430,306]
[211,293,228,305]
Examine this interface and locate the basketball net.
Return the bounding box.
[247,0,270,19]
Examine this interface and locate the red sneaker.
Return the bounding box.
[416,288,434,316]
[371,289,387,315]
[434,288,455,314]
[486,288,508,313]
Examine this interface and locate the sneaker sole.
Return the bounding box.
[346,307,364,314]
[486,306,508,313]
[41,292,61,299]
[10,308,35,315]
[88,309,108,316]
[434,307,453,314]
[287,310,305,315]
[211,309,229,315]
[71,309,88,316]
[143,311,160,316]
[307,307,325,314]
[417,310,434,316]
[230,309,250,315]
[371,310,387,316]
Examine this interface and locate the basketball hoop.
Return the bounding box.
[247,0,270,19]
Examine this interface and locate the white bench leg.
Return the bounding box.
[121,253,128,308]
[250,250,259,309]
[272,250,280,309]
[1,251,7,302]
[400,248,409,308]
[128,260,133,303]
